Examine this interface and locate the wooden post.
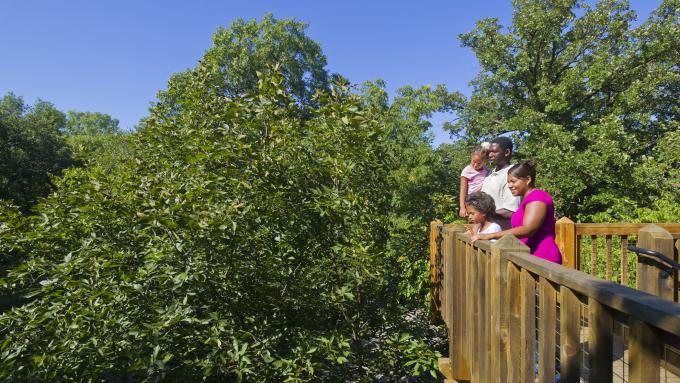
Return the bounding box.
[555,217,577,269]
[489,235,529,382]
[637,224,675,301]
[445,226,469,381]
[538,277,557,383]
[430,219,443,324]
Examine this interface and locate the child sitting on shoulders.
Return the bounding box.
[459,143,491,218]
[464,191,501,236]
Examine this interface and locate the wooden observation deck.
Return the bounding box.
[430,220,680,382]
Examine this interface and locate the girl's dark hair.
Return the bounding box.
[464,191,497,218]
[508,160,537,186]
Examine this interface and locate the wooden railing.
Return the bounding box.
[555,218,680,300]
[432,222,680,382]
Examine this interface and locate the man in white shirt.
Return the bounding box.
[481,136,520,230]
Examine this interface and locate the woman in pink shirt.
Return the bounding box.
[471,160,562,264]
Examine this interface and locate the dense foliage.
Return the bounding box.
[453,0,680,221]
[0,17,444,382]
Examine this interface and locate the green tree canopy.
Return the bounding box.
[453,0,680,220]
[155,13,329,122]
[0,94,73,211]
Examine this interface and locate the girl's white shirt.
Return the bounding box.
[479,222,502,234]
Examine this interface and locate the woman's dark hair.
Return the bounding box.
[464,191,497,219]
[508,160,537,186]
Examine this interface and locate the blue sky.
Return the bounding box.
[0,1,659,146]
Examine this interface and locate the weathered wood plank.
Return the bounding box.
[451,232,470,380]
[628,319,660,383]
[471,243,481,382]
[429,220,442,323]
[560,286,581,383]
[465,241,475,377]
[506,263,522,383]
[538,277,557,383]
[441,228,450,327]
[489,244,502,383]
[520,269,536,383]
[478,247,489,383]
[488,235,528,382]
[589,298,613,383]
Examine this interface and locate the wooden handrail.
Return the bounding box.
[575,223,680,236]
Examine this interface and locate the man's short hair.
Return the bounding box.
[491,136,513,152]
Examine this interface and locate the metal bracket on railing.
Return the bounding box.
[627,244,680,279]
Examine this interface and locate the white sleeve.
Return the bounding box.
[483,222,502,234]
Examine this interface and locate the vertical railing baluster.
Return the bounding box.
[521,269,537,383]
[577,234,583,271]
[538,277,557,382]
[429,220,442,323]
[560,286,581,383]
[506,262,522,382]
[621,235,628,286]
[606,235,613,281]
[590,235,598,276]
[589,299,613,383]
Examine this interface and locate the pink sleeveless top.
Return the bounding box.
[510,189,562,264]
